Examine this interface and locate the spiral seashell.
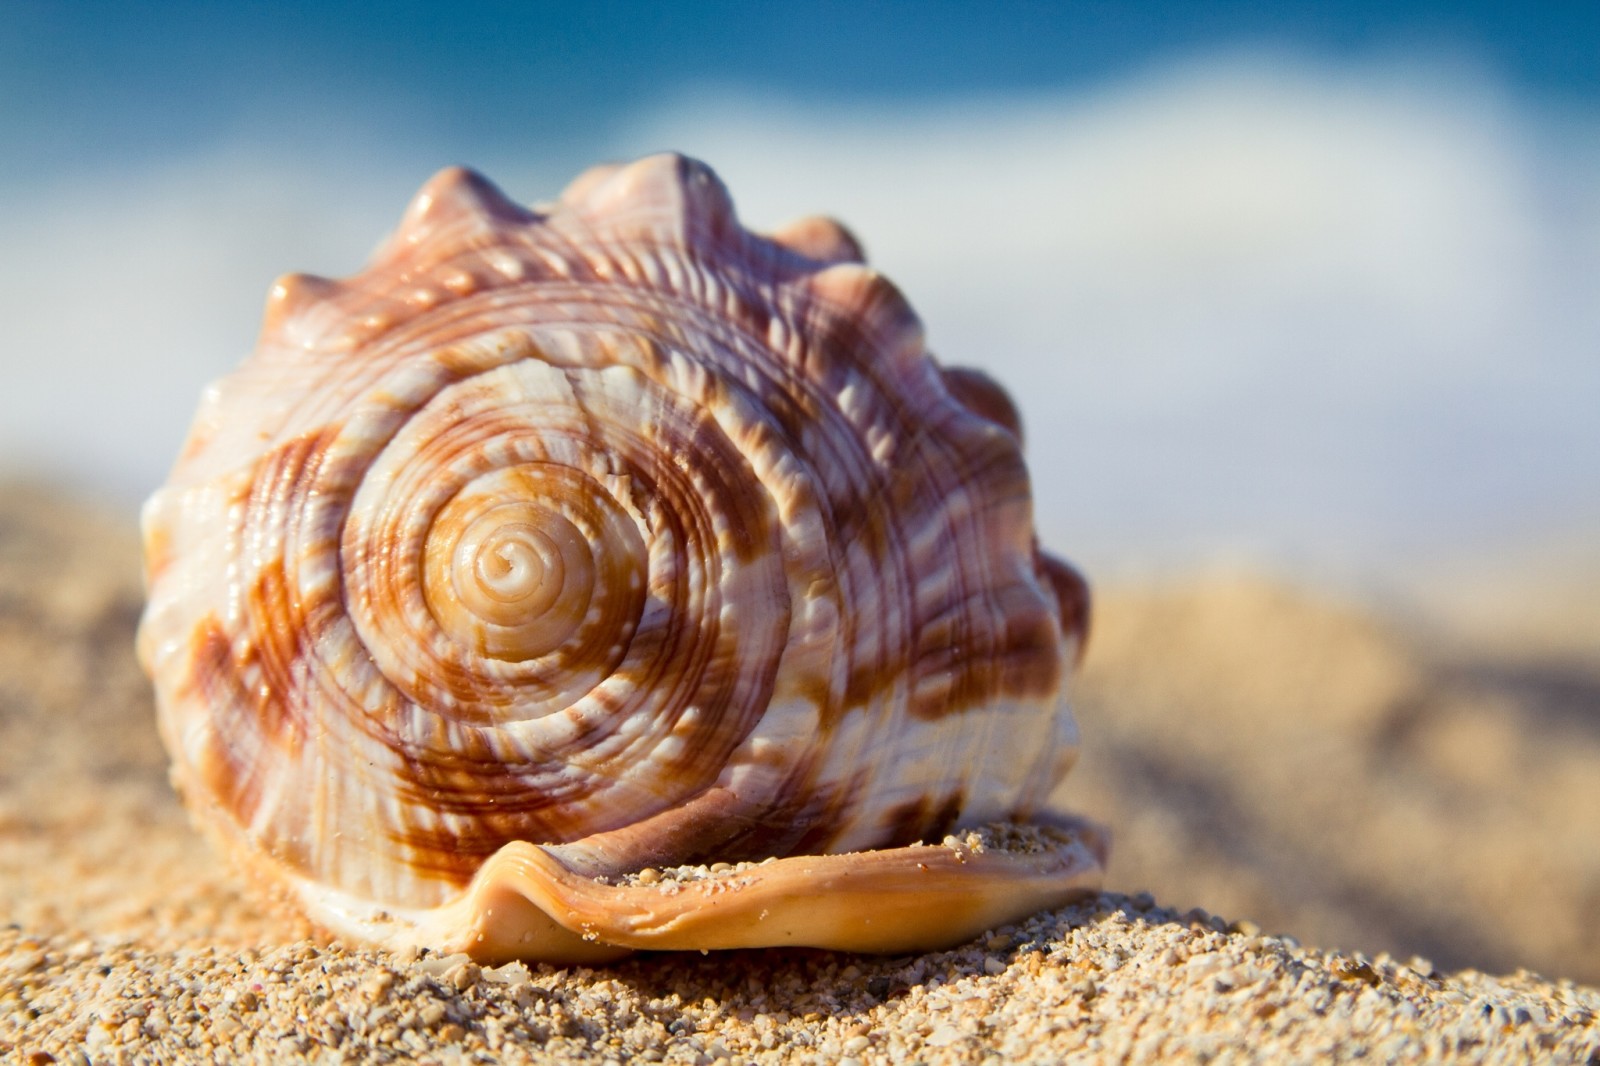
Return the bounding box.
[138,154,1104,962]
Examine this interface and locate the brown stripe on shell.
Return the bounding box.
[675,403,780,567]
[543,786,806,877]
[547,759,867,877]
[187,557,317,862]
[186,616,313,879]
[899,405,1067,718]
[244,555,314,741]
[186,619,257,797]
[879,791,968,848]
[230,426,346,745]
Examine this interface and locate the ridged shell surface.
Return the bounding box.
[138,154,1091,947]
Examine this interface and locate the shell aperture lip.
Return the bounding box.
[395,822,1107,965]
[138,153,1104,961]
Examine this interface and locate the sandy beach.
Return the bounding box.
[2,483,1597,1063]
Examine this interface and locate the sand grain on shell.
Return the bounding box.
[2,484,1599,1063]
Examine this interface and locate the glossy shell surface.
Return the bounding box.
[138,155,1100,961]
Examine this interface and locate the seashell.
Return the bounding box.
[138,154,1105,963]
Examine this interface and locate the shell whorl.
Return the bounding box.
[138,154,1090,941]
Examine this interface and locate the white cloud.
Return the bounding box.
[3,54,1596,582]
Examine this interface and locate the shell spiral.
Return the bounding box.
[138,155,1096,958]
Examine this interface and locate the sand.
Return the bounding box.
[2,483,1598,1064]
[1066,571,1600,985]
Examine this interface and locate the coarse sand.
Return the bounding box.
[2,483,1597,1064]
[7,897,1598,1064]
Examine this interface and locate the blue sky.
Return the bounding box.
[2,3,1598,588]
[7,2,1597,181]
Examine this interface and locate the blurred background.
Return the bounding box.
[1,2,1598,980]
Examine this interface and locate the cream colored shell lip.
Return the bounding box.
[138,152,1104,962]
